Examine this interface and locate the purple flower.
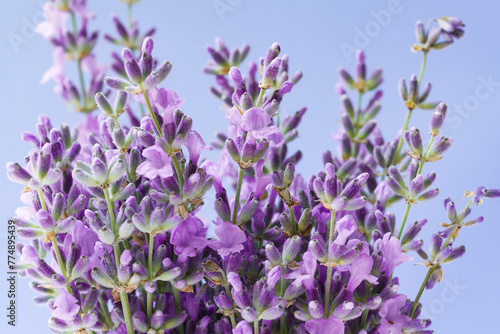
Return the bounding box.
[209,221,246,256]
[374,232,413,275]
[52,289,80,322]
[170,216,208,262]
[284,251,317,290]
[136,144,173,179]
[378,294,412,334]
[184,130,212,164]
[347,253,377,291]
[147,87,184,123]
[234,320,253,334]
[305,315,345,334]
[41,47,65,84]
[35,2,68,39]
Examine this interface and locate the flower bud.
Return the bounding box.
[417,188,439,202]
[282,236,301,264]
[430,103,447,136]
[265,242,282,266]
[95,93,114,116]
[91,267,115,288]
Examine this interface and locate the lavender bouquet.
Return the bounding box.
[7,1,498,333]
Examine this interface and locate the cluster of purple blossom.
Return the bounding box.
[8,2,499,333]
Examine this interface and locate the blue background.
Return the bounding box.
[1,0,499,333]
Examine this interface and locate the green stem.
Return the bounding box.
[119,291,135,334]
[142,90,163,136]
[288,206,297,236]
[395,51,428,163]
[38,189,71,292]
[220,269,237,328]
[38,188,47,211]
[232,168,245,224]
[52,238,71,293]
[98,293,113,330]
[417,135,435,175]
[172,287,185,334]
[103,189,117,235]
[147,233,155,320]
[103,188,133,334]
[410,267,435,317]
[255,88,265,107]
[324,211,336,318]
[397,203,412,240]
[418,51,428,86]
[70,12,87,110]
[360,308,369,329]
[171,154,185,187]
[128,3,133,28]
[279,267,287,334]
[394,108,413,162]
[254,320,259,334]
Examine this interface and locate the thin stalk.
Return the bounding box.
[410,267,435,317]
[142,90,163,136]
[255,88,265,107]
[172,287,185,334]
[220,269,237,328]
[98,293,113,330]
[147,233,155,320]
[103,188,134,334]
[232,168,245,224]
[119,291,135,334]
[324,211,336,318]
[128,3,133,28]
[397,203,412,240]
[39,189,71,292]
[38,188,47,211]
[394,109,413,162]
[417,135,435,175]
[254,320,259,334]
[395,51,428,162]
[70,13,87,110]
[418,51,428,85]
[171,154,185,187]
[279,266,287,334]
[360,308,369,329]
[288,206,297,236]
[103,189,117,234]
[52,238,71,293]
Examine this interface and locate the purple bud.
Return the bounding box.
[104,77,132,91]
[416,21,426,44]
[399,78,408,101]
[417,188,439,202]
[409,175,424,198]
[430,103,447,136]
[282,236,301,264]
[408,74,418,103]
[141,37,154,56]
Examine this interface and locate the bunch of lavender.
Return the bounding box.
[8,2,499,333]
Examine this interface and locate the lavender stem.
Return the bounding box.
[410,266,435,317]
[142,90,163,136]
[147,233,155,320]
[232,168,245,224]
[324,211,336,318]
